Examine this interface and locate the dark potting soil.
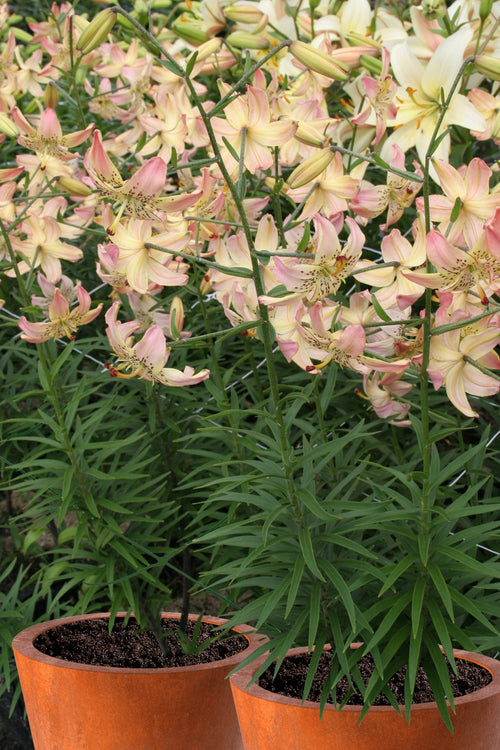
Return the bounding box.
[33,618,249,668]
[259,652,492,706]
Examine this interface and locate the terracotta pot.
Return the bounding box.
[13,611,263,750]
[230,646,500,750]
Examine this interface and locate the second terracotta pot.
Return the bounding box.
[13,612,264,750]
[230,646,500,750]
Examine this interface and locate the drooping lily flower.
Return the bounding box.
[419,158,500,246]
[12,107,94,167]
[106,218,191,294]
[84,130,200,228]
[261,215,365,304]
[105,302,210,387]
[19,285,103,343]
[402,229,500,303]
[428,302,500,418]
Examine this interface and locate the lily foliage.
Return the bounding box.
[1,0,500,730]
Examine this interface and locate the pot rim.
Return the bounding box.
[230,645,500,713]
[12,611,263,675]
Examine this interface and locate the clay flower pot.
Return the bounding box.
[230,646,500,750]
[13,611,263,750]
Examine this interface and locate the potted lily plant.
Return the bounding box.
[1,0,499,748]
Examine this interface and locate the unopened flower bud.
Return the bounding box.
[359,53,383,76]
[287,148,334,188]
[474,54,500,81]
[345,32,381,50]
[76,8,117,55]
[421,0,447,19]
[479,0,494,20]
[193,38,222,62]
[289,40,349,81]
[57,177,93,197]
[226,31,269,50]
[172,19,209,45]
[169,296,185,338]
[224,3,265,25]
[44,83,58,109]
[294,122,328,148]
[0,113,19,138]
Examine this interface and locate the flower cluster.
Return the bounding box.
[1,0,499,422]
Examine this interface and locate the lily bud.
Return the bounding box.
[287,148,334,188]
[171,19,209,45]
[289,40,349,81]
[294,122,328,148]
[345,32,381,50]
[0,113,19,138]
[224,3,265,25]
[169,296,185,338]
[226,31,269,50]
[359,53,383,76]
[479,0,494,20]
[421,0,447,19]
[76,8,117,55]
[44,83,58,109]
[474,54,500,81]
[193,38,222,61]
[57,177,93,197]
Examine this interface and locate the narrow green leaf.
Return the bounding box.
[319,558,356,631]
[411,578,426,639]
[379,554,418,596]
[308,582,322,652]
[428,562,454,621]
[285,556,305,619]
[298,524,325,581]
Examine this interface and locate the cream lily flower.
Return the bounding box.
[428,304,500,418]
[419,158,500,246]
[382,26,486,166]
[19,285,102,343]
[260,215,365,305]
[403,229,500,303]
[105,302,210,387]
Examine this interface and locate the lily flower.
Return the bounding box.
[381,26,486,166]
[12,107,94,167]
[19,285,102,343]
[428,302,500,418]
[105,302,210,387]
[419,158,500,246]
[351,145,422,229]
[261,215,365,305]
[351,47,398,146]
[106,218,191,294]
[402,229,500,303]
[212,83,297,173]
[83,131,200,229]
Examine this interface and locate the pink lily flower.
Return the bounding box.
[355,220,427,310]
[351,145,422,229]
[12,107,94,166]
[428,303,500,418]
[261,215,365,304]
[418,158,500,247]
[286,151,359,222]
[84,130,201,228]
[105,302,209,387]
[351,47,398,146]
[19,285,103,343]
[362,371,412,426]
[402,229,500,303]
[212,83,297,173]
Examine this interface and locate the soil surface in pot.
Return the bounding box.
[33,618,249,668]
[259,652,492,706]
